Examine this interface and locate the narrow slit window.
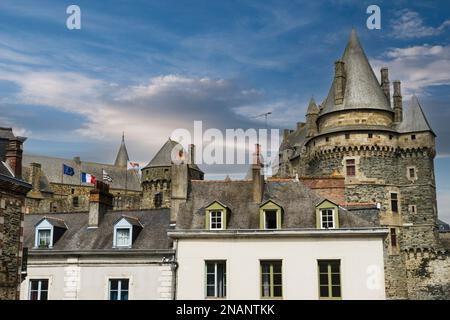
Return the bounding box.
[345,159,356,177]
[390,228,397,247]
[391,193,398,213]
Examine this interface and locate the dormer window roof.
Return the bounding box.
[205,201,229,230]
[259,200,283,230]
[34,217,67,248]
[113,216,143,248]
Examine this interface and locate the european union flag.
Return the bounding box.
[63,164,75,176]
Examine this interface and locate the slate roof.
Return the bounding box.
[23,154,141,191]
[395,95,435,135]
[23,209,172,251]
[306,97,319,115]
[37,216,68,229]
[177,179,379,230]
[438,219,450,232]
[143,138,203,172]
[320,29,392,116]
[114,134,130,168]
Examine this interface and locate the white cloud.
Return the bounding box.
[372,44,450,95]
[391,9,450,39]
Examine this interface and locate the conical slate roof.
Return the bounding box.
[320,29,392,116]
[114,133,130,168]
[396,95,435,135]
[143,138,180,169]
[306,97,319,115]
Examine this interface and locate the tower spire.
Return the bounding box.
[114,132,130,168]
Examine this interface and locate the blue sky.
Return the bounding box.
[0,0,449,221]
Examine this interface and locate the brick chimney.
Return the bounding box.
[88,181,113,228]
[393,80,403,123]
[334,60,346,105]
[252,144,264,203]
[380,67,391,106]
[5,137,26,179]
[28,163,43,199]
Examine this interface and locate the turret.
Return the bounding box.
[380,67,391,106]
[305,97,319,137]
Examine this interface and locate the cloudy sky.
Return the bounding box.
[0,0,449,221]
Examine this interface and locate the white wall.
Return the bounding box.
[176,237,386,300]
[20,256,173,300]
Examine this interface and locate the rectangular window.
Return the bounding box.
[261,261,282,298]
[210,211,223,230]
[37,229,51,248]
[264,210,278,229]
[318,260,341,299]
[390,228,397,247]
[409,168,416,179]
[410,205,416,214]
[345,159,356,177]
[72,196,79,207]
[411,134,416,140]
[368,133,373,138]
[116,228,130,247]
[205,261,226,298]
[391,193,398,213]
[109,279,129,300]
[320,209,335,229]
[345,133,350,139]
[29,279,48,300]
[153,192,162,208]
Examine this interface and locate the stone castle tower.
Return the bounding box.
[141,139,204,212]
[278,29,447,299]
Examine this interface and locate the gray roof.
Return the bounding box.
[177,179,379,230]
[23,154,141,191]
[438,219,450,232]
[114,134,130,168]
[143,138,202,172]
[37,216,68,229]
[395,95,435,135]
[320,29,392,116]
[23,209,172,251]
[306,97,319,115]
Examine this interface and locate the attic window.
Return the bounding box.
[264,210,278,229]
[113,217,142,248]
[37,229,51,248]
[210,211,224,230]
[411,135,416,140]
[320,209,335,229]
[115,228,131,247]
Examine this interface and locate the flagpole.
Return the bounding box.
[61,163,64,199]
[125,165,128,195]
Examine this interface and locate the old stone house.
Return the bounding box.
[20,181,175,300]
[0,128,32,299]
[277,29,450,299]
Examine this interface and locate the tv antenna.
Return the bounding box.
[252,111,272,130]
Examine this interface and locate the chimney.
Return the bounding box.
[170,161,189,223]
[283,129,290,141]
[73,156,81,165]
[252,144,264,203]
[28,163,43,199]
[88,181,113,228]
[393,80,403,122]
[5,137,26,179]
[380,67,391,106]
[188,144,195,165]
[334,60,346,105]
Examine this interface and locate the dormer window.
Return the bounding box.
[205,201,228,230]
[320,209,335,229]
[316,200,340,229]
[34,217,67,249]
[259,200,283,230]
[113,216,143,248]
[37,229,51,248]
[210,211,224,230]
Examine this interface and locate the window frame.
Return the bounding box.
[35,219,54,248]
[260,260,283,299]
[317,260,342,300]
[205,201,228,230]
[108,278,129,301]
[345,159,356,177]
[319,208,335,229]
[209,210,224,230]
[113,218,133,248]
[316,200,339,229]
[390,192,399,213]
[28,279,49,300]
[259,200,283,230]
[205,260,227,299]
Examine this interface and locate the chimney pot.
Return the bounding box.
[380,68,391,106]
[393,80,403,122]
[88,181,113,228]
[5,138,25,179]
[188,144,195,165]
[252,144,264,203]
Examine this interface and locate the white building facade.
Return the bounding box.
[171,230,387,300]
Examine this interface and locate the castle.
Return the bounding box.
[2,29,449,300]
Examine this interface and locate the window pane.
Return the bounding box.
[319,273,329,285]
[116,229,130,246]
[318,262,327,273]
[40,280,48,290]
[330,262,340,273]
[273,274,282,286]
[110,279,118,290]
[261,264,270,274]
[265,211,278,229]
[40,291,48,300]
[121,279,129,290]
[319,285,329,297]
[30,280,39,291]
[207,274,215,285]
[331,274,340,285]
[120,291,129,301]
[272,262,282,274]
[30,291,39,300]
[332,285,341,297]
[273,285,282,297]
[206,285,215,297]
[110,291,118,300]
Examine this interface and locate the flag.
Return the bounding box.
[102,169,113,182]
[63,164,75,176]
[81,172,95,184]
[128,162,139,170]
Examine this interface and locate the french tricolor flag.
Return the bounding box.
[81,172,95,184]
